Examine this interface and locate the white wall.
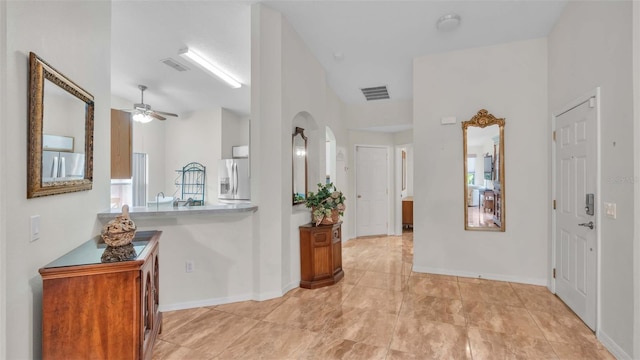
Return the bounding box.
[346,99,412,131]
[124,215,255,310]
[252,4,349,296]
[413,38,548,284]
[221,108,249,159]
[4,2,111,358]
[634,2,640,358]
[164,110,222,205]
[549,2,635,357]
[0,0,7,357]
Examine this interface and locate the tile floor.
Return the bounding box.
[153,231,614,360]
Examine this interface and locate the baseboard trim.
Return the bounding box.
[598,330,631,360]
[159,282,301,312]
[411,265,547,286]
[159,293,254,312]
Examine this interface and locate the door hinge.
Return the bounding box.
[552,131,556,141]
[553,199,556,210]
[553,268,556,279]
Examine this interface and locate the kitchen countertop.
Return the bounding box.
[97,203,258,220]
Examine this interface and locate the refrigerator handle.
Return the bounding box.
[234,162,239,195]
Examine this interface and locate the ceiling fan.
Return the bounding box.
[123,85,178,123]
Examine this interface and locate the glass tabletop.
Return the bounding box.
[43,231,156,269]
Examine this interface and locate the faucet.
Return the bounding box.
[156,192,165,210]
[173,197,181,208]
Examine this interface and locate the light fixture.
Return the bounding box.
[178,47,242,89]
[436,13,461,32]
[132,112,153,124]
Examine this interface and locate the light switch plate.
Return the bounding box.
[30,215,40,242]
[604,202,616,219]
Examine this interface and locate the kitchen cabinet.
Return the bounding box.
[39,230,162,360]
[111,109,132,179]
[402,197,413,228]
[299,222,344,289]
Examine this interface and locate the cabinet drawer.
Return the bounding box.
[312,232,331,246]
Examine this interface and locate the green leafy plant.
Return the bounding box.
[305,183,346,225]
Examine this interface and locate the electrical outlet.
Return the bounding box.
[30,215,40,242]
[185,260,195,273]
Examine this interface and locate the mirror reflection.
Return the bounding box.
[42,79,87,183]
[28,52,94,198]
[463,110,505,231]
[292,127,308,205]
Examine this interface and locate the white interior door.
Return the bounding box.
[356,146,388,236]
[554,97,597,330]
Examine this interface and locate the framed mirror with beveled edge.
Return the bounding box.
[462,109,505,231]
[292,127,308,205]
[28,52,94,198]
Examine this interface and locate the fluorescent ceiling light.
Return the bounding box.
[132,112,153,124]
[179,47,242,89]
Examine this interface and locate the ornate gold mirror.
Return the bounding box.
[292,127,308,205]
[28,52,94,198]
[462,109,505,231]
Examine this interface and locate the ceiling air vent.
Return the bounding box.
[161,58,189,72]
[361,85,389,101]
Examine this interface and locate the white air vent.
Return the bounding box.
[361,85,389,101]
[161,58,189,72]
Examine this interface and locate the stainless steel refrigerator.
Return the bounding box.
[218,158,250,201]
[42,150,85,181]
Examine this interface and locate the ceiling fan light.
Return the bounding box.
[178,47,242,89]
[132,112,153,124]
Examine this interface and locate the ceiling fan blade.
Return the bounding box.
[120,109,135,113]
[153,110,178,117]
[149,112,166,121]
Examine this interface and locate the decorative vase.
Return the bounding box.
[101,205,136,247]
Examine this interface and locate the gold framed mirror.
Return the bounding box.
[28,52,94,198]
[462,109,505,231]
[292,127,308,205]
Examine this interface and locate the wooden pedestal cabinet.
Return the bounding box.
[39,231,162,360]
[299,222,344,289]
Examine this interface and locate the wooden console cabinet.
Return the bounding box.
[402,197,413,228]
[299,222,344,289]
[39,230,162,360]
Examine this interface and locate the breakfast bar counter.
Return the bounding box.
[97,203,258,220]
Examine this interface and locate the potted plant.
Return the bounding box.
[305,183,346,226]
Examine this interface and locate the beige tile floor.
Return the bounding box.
[153,231,614,360]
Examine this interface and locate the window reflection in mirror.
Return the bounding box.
[293,127,308,205]
[462,110,505,231]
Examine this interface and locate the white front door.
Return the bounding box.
[356,146,388,236]
[554,96,597,330]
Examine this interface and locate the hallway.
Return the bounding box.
[153,231,613,359]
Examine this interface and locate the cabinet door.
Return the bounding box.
[111,109,132,179]
[141,258,154,358]
[311,230,332,280]
[332,225,342,274]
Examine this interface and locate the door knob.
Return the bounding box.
[357,195,362,198]
[578,221,594,230]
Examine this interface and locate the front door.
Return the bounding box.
[554,95,597,330]
[356,146,388,237]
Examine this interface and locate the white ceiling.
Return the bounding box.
[111,1,566,119]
